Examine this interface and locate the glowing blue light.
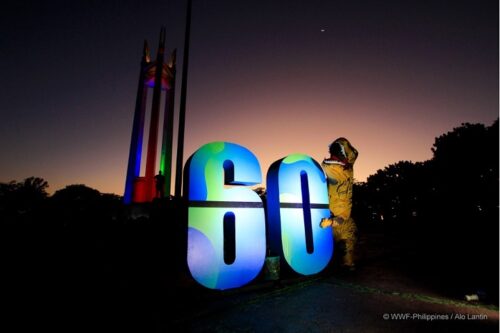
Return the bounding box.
[267,154,333,275]
[186,142,266,290]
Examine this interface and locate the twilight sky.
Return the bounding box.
[0,0,498,195]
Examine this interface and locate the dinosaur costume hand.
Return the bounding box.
[320,218,332,228]
[320,216,344,228]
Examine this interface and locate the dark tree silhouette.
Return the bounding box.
[355,161,433,226]
[51,184,122,227]
[431,120,499,222]
[0,177,48,221]
[52,184,101,202]
[429,120,499,299]
[354,119,499,301]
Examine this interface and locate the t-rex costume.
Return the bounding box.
[320,137,358,268]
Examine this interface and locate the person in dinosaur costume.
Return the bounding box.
[320,137,358,269]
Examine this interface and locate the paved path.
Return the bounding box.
[171,276,498,333]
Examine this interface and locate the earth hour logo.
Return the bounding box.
[186,142,333,290]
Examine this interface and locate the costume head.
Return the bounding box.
[328,137,358,166]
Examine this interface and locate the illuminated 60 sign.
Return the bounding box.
[186,142,333,290]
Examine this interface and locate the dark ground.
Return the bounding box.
[172,229,498,332]
[3,215,498,333]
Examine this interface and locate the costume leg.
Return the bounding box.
[342,218,357,267]
[332,218,357,267]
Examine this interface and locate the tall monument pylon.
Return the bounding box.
[124,27,176,204]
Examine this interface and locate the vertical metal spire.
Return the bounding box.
[160,49,177,197]
[123,39,150,203]
[175,0,192,198]
[143,39,151,63]
[144,28,166,199]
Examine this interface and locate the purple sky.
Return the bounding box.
[0,0,498,195]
